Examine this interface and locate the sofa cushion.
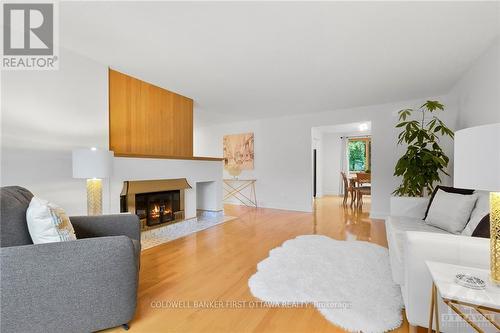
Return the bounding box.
[463,190,490,236]
[386,215,448,285]
[423,185,474,219]
[26,197,77,244]
[0,186,34,247]
[424,189,478,234]
[472,214,490,238]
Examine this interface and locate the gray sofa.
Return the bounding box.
[0,186,141,333]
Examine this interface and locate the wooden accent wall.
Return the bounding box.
[109,69,194,157]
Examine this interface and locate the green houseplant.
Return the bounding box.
[393,100,454,197]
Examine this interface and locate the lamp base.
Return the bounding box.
[87,179,102,216]
[491,192,500,284]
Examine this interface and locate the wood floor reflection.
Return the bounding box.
[312,196,387,246]
[104,195,415,333]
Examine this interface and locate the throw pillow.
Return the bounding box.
[472,214,490,238]
[423,185,474,219]
[462,190,490,236]
[26,197,77,244]
[424,189,478,234]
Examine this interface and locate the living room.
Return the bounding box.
[1,1,499,333]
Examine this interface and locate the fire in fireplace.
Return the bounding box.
[135,190,180,226]
[120,178,190,230]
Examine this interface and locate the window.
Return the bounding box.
[348,137,371,172]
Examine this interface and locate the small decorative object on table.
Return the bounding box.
[227,165,242,179]
[455,274,486,290]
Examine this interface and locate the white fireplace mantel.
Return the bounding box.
[110,157,223,219]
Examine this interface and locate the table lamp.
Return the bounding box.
[72,148,113,215]
[454,123,500,284]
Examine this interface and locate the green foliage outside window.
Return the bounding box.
[348,141,366,172]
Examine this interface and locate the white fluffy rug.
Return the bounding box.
[248,235,403,333]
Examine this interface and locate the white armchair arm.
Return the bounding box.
[404,232,489,328]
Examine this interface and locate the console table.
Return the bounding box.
[223,179,257,207]
[426,261,500,333]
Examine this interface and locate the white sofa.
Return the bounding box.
[386,195,490,332]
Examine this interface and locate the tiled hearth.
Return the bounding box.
[141,213,237,250]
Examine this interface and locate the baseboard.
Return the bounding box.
[259,201,313,213]
[322,190,340,196]
[224,200,313,213]
[369,211,389,220]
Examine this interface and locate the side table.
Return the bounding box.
[223,179,257,207]
[426,261,500,333]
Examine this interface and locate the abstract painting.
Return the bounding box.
[223,133,254,170]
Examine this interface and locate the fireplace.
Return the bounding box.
[120,178,191,230]
[135,190,181,226]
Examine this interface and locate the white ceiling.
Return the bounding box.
[60,1,500,124]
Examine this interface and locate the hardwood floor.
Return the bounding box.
[105,196,416,333]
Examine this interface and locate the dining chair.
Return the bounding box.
[356,172,371,185]
[354,172,371,208]
[341,172,357,206]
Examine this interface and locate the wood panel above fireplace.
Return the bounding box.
[109,69,193,158]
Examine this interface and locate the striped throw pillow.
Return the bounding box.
[26,197,77,244]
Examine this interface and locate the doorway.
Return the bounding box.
[311,122,372,209]
[313,149,317,197]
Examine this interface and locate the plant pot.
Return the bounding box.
[390,195,430,219]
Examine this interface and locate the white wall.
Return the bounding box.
[320,133,341,196]
[1,48,109,215]
[1,48,223,216]
[450,38,500,129]
[195,95,458,217]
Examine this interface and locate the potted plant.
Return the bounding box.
[390,100,454,216]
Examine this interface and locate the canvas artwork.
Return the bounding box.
[223,133,254,170]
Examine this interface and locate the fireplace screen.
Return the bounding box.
[135,190,181,226]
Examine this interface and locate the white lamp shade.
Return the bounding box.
[454,123,500,192]
[72,148,113,179]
